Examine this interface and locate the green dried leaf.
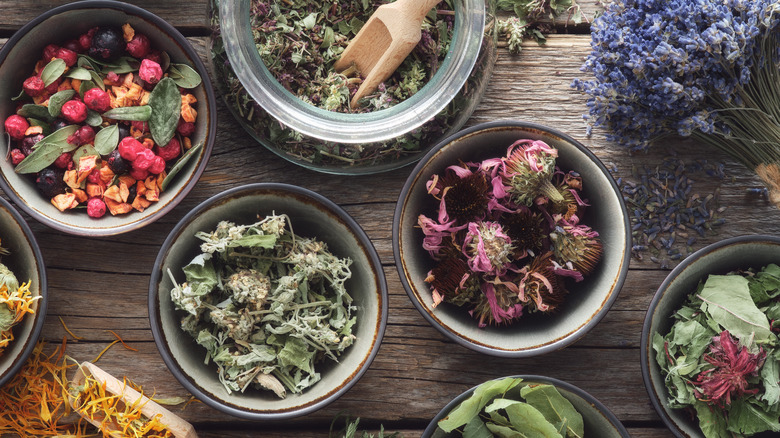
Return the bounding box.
[698,274,773,344]
[47,90,76,117]
[103,56,139,74]
[103,105,152,121]
[89,69,106,91]
[85,110,103,127]
[438,378,523,433]
[502,402,563,438]
[40,59,66,87]
[168,63,203,88]
[148,77,181,147]
[65,67,93,81]
[14,125,79,174]
[71,145,99,168]
[520,384,583,438]
[17,104,53,121]
[94,124,120,156]
[161,140,202,191]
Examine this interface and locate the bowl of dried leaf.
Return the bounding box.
[149,183,388,420]
[0,196,47,388]
[0,1,216,236]
[642,235,780,438]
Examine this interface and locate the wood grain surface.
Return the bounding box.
[2,1,778,437]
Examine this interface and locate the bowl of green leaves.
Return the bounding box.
[423,375,629,437]
[641,235,780,437]
[149,183,387,420]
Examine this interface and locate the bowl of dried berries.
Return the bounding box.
[0,196,47,388]
[423,375,630,437]
[0,1,216,236]
[149,183,388,420]
[393,120,631,357]
[642,235,780,438]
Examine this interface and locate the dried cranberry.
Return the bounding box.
[44,79,61,95]
[35,168,66,199]
[84,88,111,113]
[53,152,73,169]
[4,115,29,140]
[176,119,196,137]
[156,138,181,161]
[148,155,166,174]
[55,47,78,67]
[126,33,151,58]
[42,44,59,61]
[107,149,128,174]
[86,167,102,185]
[61,100,88,124]
[87,197,107,218]
[88,27,124,61]
[78,28,96,52]
[129,167,149,181]
[10,149,25,165]
[23,76,45,97]
[133,148,156,170]
[67,125,95,146]
[139,59,163,85]
[62,39,82,54]
[118,137,145,161]
[21,134,44,155]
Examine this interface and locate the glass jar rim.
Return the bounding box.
[219,0,485,144]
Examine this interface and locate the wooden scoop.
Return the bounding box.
[334,0,441,108]
[69,362,198,438]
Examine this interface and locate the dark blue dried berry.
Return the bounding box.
[51,119,69,131]
[107,149,128,174]
[126,184,137,204]
[88,27,124,60]
[35,168,66,199]
[21,134,44,155]
[117,122,131,140]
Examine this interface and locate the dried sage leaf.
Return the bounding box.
[104,57,139,75]
[168,63,202,88]
[47,90,76,117]
[17,104,53,121]
[14,125,79,174]
[89,70,106,91]
[65,67,93,81]
[148,77,180,147]
[40,59,66,87]
[161,140,202,191]
[85,110,103,127]
[103,105,152,121]
[94,124,119,156]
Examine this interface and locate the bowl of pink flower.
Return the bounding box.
[393,120,630,357]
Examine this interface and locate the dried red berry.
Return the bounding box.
[62,39,82,54]
[176,119,195,137]
[53,152,73,169]
[44,78,60,95]
[10,149,25,165]
[78,28,96,52]
[4,115,29,140]
[139,59,163,85]
[86,167,102,185]
[155,138,181,161]
[148,155,166,174]
[129,167,149,181]
[133,148,156,170]
[55,47,78,67]
[126,33,151,58]
[84,88,111,113]
[23,76,45,97]
[118,137,145,161]
[131,120,148,134]
[42,44,59,61]
[106,71,121,85]
[67,125,96,146]
[144,50,162,65]
[61,100,88,124]
[87,197,107,218]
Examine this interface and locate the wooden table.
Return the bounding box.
[2,1,778,437]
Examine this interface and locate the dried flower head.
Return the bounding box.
[463,221,514,275]
[498,209,546,258]
[431,166,491,224]
[470,282,523,327]
[501,139,563,206]
[425,254,472,308]
[512,252,567,313]
[549,223,603,277]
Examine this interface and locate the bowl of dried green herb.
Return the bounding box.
[149,183,388,420]
[423,375,630,437]
[210,0,497,174]
[0,196,47,388]
[642,235,780,438]
[0,1,216,236]
[393,120,631,357]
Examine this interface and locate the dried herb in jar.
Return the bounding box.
[169,213,356,397]
[0,240,38,356]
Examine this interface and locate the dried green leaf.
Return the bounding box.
[94,124,120,156]
[89,69,106,91]
[85,110,103,127]
[47,90,76,117]
[698,274,773,344]
[520,384,583,438]
[438,378,523,433]
[161,141,202,191]
[71,145,99,167]
[502,402,563,438]
[103,56,139,74]
[103,105,152,121]
[168,63,203,88]
[14,125,79,174]
[65,67,93,81]
[17,104,53,121]
[148,77,180,147]
[41,59,66,87]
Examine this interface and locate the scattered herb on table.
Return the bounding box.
[330,415,403,438]
[653,264,780,437]
[418,139,602,327]
[0,240,38,356]
[572,0,780,208]
[169,213,356,398]
[496,0,585,54]
[4,23,203,217]
[432,377,584,437]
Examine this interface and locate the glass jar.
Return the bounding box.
[210,0,497,175]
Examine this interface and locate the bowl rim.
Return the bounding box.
[392,119,631,357]
[148,182,389,420]
[0,196,47,388]
[421,374,630,437]
[640,234,780,438]
[0,0,217,236]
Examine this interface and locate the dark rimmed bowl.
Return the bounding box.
[641,235,780,437]
[0,196,47,388]
[0,0,216,236]
[423,375,630,437]
[149,183,388,420]
[393,120,631,357]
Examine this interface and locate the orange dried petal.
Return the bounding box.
[103,185,122,203]
[72,188,88,203]
[122,23,135,42]
[86,183,104,198]
[131,195,151,212]
[51,193,78,211]
[64,170,80,190]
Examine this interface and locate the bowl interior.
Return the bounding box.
[151,185,386,418]
[0,198,46,386]
[396,122,629,355]
[642,236,780,437]
[423,375,629,437]
[0,4,213,235]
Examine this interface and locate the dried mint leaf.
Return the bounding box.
[14,125,79,174]
[17,104,53,122]
[148,77,180,147]
[65,67,93,81]
[168,63,202,88]
[40,58,66,87]
[94,124,120,156]
[161,141,202,191]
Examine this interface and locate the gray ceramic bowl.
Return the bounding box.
[0,1,216,236]
[393,120,631,357]
[423,375,630,437]
[641,235,780,437]
[0,196,47,388]
[149,183,388,420]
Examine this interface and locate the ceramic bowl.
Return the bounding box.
[423,375,630,437]
[393,120,631,357]
[149,183,388,420]
[641,235,780,437]
[0,197,47,387]
[0,1,216,236]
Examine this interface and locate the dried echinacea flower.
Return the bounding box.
[549,223,603,279]
[470,282,524,327]
[498,208,546,259]
[501,139,563,206]
[430,166,491,225]
[463,221,514,276]
[510,252,567,313]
